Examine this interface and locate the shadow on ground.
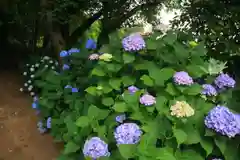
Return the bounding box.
[0,71,61,160]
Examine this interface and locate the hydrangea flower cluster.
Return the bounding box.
[205,106,240,138]
[20,56,59,96]
[114,123,142,144]
[214,73,236,89]
[115,114,126,123]
[173,71,193,85]
[122,33,146,52]
[60,48,80,58]
[170,101,195,118]
[37,121,47,134]
[128,85,139,94]
[64,85,79,93]
[140,94,156,106]
[83,137,110,159]
[46,117,51,129]
[86,39,97,50]
[202,84,217,96]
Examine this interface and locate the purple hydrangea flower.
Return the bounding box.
[114,123,142,144]
[128,85,139,94]
[37,121,47,134]
[62,64,70,70]
[33,96,38,102]
[173,71,193,85]
[212,159,222,160]
[60,50,68,57]
[116,114,126,123]
[46,117,51,129]
[83,137,110,159]
[202,84,217,96]
[32,102,38,109]
[122,33,146,52]
[214,73,235,89]
[68,48,80,55]
[140,94,156,106]
[86,39,97,49]
[204,106,240,138]
[71,87,78,93]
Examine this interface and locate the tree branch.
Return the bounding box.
[67,9,103,46]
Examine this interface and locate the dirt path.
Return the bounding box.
[0,71,60,160]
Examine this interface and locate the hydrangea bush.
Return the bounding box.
[36,30,240,160]
[20,56,59,96]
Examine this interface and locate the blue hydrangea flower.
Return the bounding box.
[86,39,97,49]
[140,94,156,106]
[71,87,78,93]
[204,106,240,138]
[33,96,38,102]
[37,121,47,134]
[116,114,126,123]
[128,85,139,94]
[122,33,146,52]
[173,71,193,85]
[65,85,72,89]
[214,73,235,89]
[114,123,142,144]
[83,137,110,159]
[32,102,38,109]
[60,50,68,57]
[202,84,217,96]
[68,48,80,55]
[62,64,70,70]
[46,117,51,129]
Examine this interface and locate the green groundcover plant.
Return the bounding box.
[34,30,240,160]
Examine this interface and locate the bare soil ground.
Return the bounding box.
[0,71,60,160]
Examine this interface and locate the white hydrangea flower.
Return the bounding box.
[30,68,35,72]
[19,88,24,92]
[170,101,194,118]
[23,72,27,76]
[30,75,35,78]
[24,83,28,87]
[45,65,48,68]
[51,66,55,69]
[28,87,32,91]
[28,80,31,83]
[49,60,53,63]
[26,64,29,66]
[43,56,50,60]
[40,59,44,62]
[143,23,153,34]
[30,92,35,96]
[35,63,40,67]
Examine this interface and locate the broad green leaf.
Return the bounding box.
[165,83,179,96]
[88,105,101,119]
[200,138,213,156]
[140,74,154,86]
[183,125,201,145]
[113,102,128,112]
[175,149,204,160]
[118,144,137,159]
[173,128,187,146]
[183,84,202,95]
[156,148,176,160]
[186,65,206,78]
[121,76,136,86]
[149,67,175,86]
[162,32,177,45]
[102,97,114,106]
[91,67,106,76]
[123,53,135,63]
[146,39,158,50]
[156,96,168,113]
[85,86,97,95]
[76,116,90,127]
[109,79,122,90]
[214,136,227,154]
[63,141,80,154]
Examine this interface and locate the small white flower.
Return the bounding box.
[55,62,58,65]
[49,60,53,63]
[30,75,35,78]
[30,68,35,72]
[43,56,50,60]
[35,63,39,67]
[28,87,32,91]
[23,72,27,76]
[45,65,48,68]
[51,66,55,69]
[24,83,28,87]
[20,88,24,92]
[28,80,32,83]
[26,64,29,66]
[30,92,35,96]
[40,59,44,62]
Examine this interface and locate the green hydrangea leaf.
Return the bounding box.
[102,97,114,106]
[121,76,136,86]
[183,84,202,95]
[165,83,179,96]
[109,79,122,90]
[156,147,176,160]
[175,149,204,160]
[75,116,90,127]
[173,128,187,147]
[149,67,175,86]
[85,86,97,95]
[140,74,154,86]
[91,67,106,76]
[200,137,213,156]
[118,144,137,159]
[63,141,80,154]
[113,102,128,112]
[123,53,135,63]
